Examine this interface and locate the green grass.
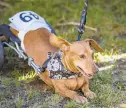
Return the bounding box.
[45,93,63,105]
[66,100,88,108]
[41,104,48,108]
[15,96,23,108]
[27,87,40,100]
[90,69,126,107]
[0,93,5,101]
[18,70,36,81]
[1,0,126,52]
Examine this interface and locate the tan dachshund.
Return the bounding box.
[7,27,104,103]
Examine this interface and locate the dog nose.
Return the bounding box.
[93,67,99,74]
[96,67,99,73]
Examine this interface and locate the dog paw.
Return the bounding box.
[74,96,88,104]
[85,91,96,99]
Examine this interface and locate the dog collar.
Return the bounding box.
[45,51,80,79]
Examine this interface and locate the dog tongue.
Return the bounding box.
[77,66,93,78]
[81,71,92,78]
[87,74,92,77]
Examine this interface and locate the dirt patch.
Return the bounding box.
[0,77,70,108]
[112,58,126,91]
[0,78,53,108]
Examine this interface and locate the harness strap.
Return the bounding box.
[41,57,52,72]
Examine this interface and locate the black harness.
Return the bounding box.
[44,51,79,79]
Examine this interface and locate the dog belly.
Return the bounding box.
[51,76,86,91]
[65,76,86,90]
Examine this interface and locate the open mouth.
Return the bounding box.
[77,66,93,78]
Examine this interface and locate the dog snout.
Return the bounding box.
[96,67,99,73]
[93,65,99,74]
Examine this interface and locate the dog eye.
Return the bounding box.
[79,54,86,59]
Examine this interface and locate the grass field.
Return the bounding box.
[0,0,126,108]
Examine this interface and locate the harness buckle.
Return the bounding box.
[28,58,43,75]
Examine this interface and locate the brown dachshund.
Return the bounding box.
[7,27,104,103]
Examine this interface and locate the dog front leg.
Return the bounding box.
[81,78,96,99]
[53,82,87,104]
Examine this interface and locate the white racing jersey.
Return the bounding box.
[9,11,53,51]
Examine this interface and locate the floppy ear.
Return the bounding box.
[49,34,71,52]
[86,39,104,52]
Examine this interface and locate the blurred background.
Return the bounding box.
[1,0,126,52]
[0,0,126,108]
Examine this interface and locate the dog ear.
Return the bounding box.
[49,34,71,52]
[86,39,104,52]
